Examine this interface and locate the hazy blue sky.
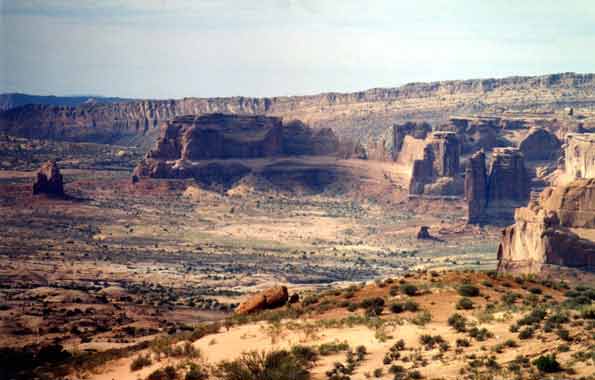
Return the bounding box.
[1,0,594,98]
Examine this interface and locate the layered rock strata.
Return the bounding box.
[566,133,595,179]
[519,128,562,161]
[465,148,530,223]
[497,178,595,273]
[409,132,462,196]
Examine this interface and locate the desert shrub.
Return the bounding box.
[481,280,493,288]
[291,345,318,364]
[400,284,418,296]
[458,284,480,297]
[408,370,423,379]
[419,334,445,350]
[403,300,419,312]
[389,286,400,296]
[448,313,467,333]
[518,327,534,340]
[509,323,519,333]
[556,328,571,341]
[411,311,432,326]
[318,341,349,356]
[501,292,520,306]
[517,308,546,326]
[580,305,595,320]
[456,338,470,348]
[532,354,561,373]
[373,368,383,378]
[216,350,312,380]
[389,364,405,374]
[147,366,177,380]
[456,297,474,310]
[390,303,405,314]
[185,363,208,380]
[346,302,358,312]
[529,287,542,294]
[360,297,385,317]
[468,327,493,341]
[130,354,152,371]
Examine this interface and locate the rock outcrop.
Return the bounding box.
[32,161,64,197]
[566,133,595,179]
[3,73,595,145]
[366,122,431,161]
[465,148,530,223]
[497,178,595,273]
[409,132,462,196]
[282,120,339,156]
[465,151,488,223]
[519,128,561,161]
[147,114,284,160]
[235,286,289,315]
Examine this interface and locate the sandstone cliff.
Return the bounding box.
[2,72,595,145]
[465,148,531,224]
[497,133,595,273]
[497,179,595,273]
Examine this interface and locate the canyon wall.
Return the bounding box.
[465,148,530,223]
[2,73,595,146]
[497,133,595,273]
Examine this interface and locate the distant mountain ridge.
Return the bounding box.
[1,72,594,146]
[0,93,132,112]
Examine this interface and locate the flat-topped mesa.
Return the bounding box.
[497,178,595,273]
[409,131,462,196]
[134,113,341,184]
[465,147,530,224]
[566,133,595,179]
[32,160,64,197]
[147,113,284,161]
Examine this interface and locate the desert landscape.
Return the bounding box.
[1,2,595,380]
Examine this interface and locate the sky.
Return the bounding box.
[1,0,595,99]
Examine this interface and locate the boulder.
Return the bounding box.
[32,161,64,196]
[235,286,289,315]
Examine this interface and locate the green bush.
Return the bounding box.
[216,350,312,380]
[403,300,419,312]
[130,354,152,371]
[185,363,208,380]
[518,327,534,340]
[400,284,419,296]
[390,303,405,313]
[411,311,432,326]
[532,354,561,373]
[448,313,467,332]
[458,284,480,297]
[456,297,474,310]
[147,366,177,380]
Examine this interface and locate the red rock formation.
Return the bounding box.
[366,122,431,161]
[282,120,339,156]
[409,132,461,196]
[519,128,561,161]
[497,178,595,273]
[147,114,284,160]
[235,286,289,315]
[32,161,64,196]
[465,151,488,224]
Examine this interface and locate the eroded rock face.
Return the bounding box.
[497,178,595,273]
[32,161,64,196]
[147,114,284,160]
[466,148,530,224]
[519,128,561,161]
[366,122,431,161]
[566,133,595,179]
[282,120,340,156]
[409,132,461,195]
[465,151,488,224]
[235,286,289,315]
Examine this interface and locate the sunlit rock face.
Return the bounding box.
[566,133,595,180]
[497,178,595,274]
